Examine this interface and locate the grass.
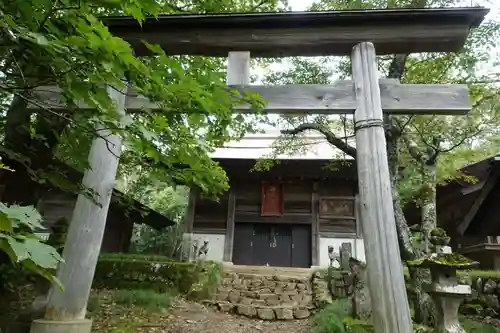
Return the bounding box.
[312,299,500,333]
[461,318,500,333]
[111,289,176,311]
[88,289,178,333]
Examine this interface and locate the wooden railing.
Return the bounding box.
[457,236,500,250]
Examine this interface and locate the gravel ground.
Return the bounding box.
[160,300,313,333]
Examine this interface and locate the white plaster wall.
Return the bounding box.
[190,233,226,262]
[318,237,366,267]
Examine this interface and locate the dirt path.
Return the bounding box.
[161,300,313,333]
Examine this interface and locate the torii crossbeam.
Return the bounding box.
[29,7,489,333]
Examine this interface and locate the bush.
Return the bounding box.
[314,299,351,333]
[87,295,101,314]
[93,254,221,295]
[111,289,175,311]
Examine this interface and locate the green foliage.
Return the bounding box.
[130,224,185,258]
[117,169,188,258]
[0,0,287,287]
[187,261,221,301]
[0,0,286,202]
[313,299,352,333]
[99,253,173,261]
[111,289,176,311]
[93,254,221,295]
[0,203,63,287]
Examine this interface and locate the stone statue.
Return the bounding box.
[193,239,209,261]
[197,240,209,259]
[328,245,340,267]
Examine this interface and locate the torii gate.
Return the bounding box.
[30,7,488,333]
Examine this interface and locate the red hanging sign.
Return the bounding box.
[261,182,283,216]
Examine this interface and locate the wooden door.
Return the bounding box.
[233,223,297,267]
[291,225,312,268]
[252,224,272,266]
[267,225,293,267]
[232,223,254,265]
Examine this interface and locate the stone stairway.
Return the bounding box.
[207,265,315,320]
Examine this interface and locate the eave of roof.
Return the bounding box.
[101,7,489,57]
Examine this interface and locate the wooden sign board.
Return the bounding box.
[261,182,284,217]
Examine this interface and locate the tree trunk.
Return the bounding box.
[385,118,436,327]
[0,95,38,205]
[420,162,438,253]
[1,95,70,206]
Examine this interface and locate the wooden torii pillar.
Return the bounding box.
[28,8,488,333]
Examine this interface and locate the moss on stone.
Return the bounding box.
[407,253,478,269]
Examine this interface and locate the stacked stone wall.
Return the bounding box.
[209,271,314,320]
[462,276,500,317]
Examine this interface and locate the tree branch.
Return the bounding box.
[400,133,427,164]
[281,123,357,158]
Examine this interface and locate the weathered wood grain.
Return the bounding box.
[30,80,471,115]
[457,169,500,235]
[222,51,248,263]
[223,191,236,262]
[351,42,413,333]
[311,182,320,267]
[103,8,488,57]
[45,84,127,322]
[184,189,196,233]
[234,212,312,224]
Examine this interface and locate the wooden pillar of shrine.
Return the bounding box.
[31,84,128,333]
[351,42,413,333]
[223,51,250,264]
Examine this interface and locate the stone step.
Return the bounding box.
[211,265,316,320]
[205,300,313,320]
[223,264,312,279]
[214,270,313,308]
[214,288,313,306]
[222,272,310,283]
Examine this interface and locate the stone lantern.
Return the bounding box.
[408,245,478,333]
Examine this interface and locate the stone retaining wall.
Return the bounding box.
[313,266,500,320]
[462,276,500,317]
[208,271,314,320]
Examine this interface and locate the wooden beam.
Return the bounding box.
[351,42,413,333]
[457,170,500,235]
[354,194,362,238]
[311,182,320,267]
[193,228,226,235]
[460,180,486,195]
[31,81,471,115]
[226,52,250,85]
[102,8,488,57]
[184,189,196,233]
[223,191,236,262]
[234,212,312,224]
